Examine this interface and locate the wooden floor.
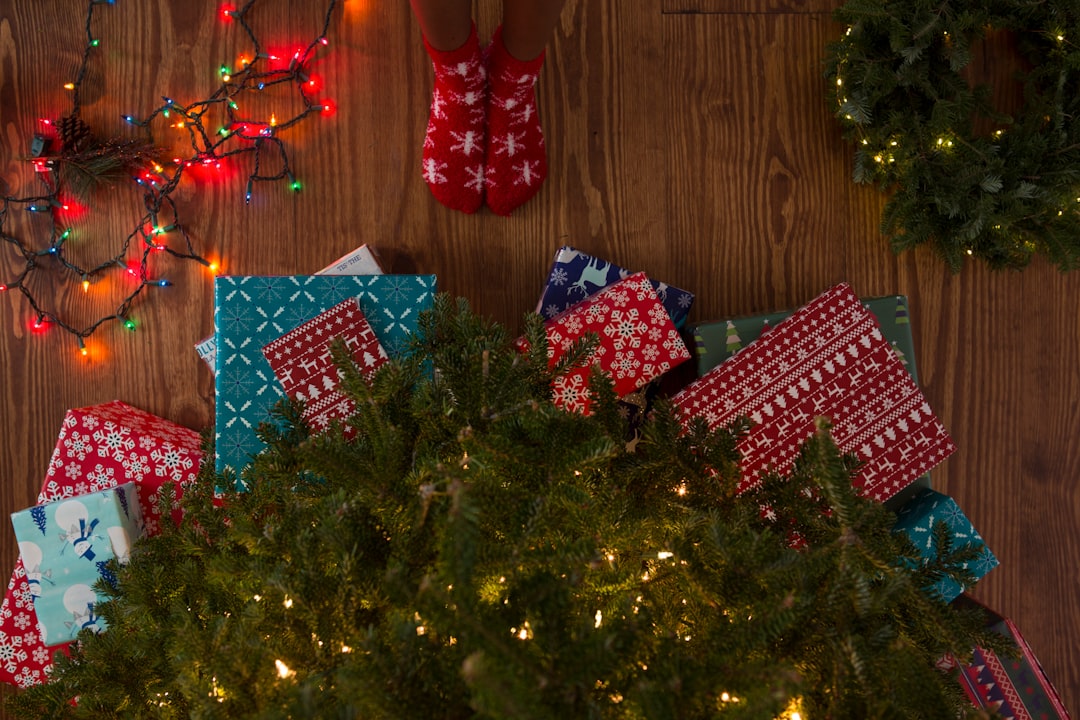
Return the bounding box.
[0,0,1077,714]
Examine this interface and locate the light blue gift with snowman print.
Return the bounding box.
[10,481,144,647]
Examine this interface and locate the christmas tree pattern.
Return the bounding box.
[895,297,910,324]
[116,485,130,519]
[30,507,47,536]
[892,341,910,370]
[725,320,742,355]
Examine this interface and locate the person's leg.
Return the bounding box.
[501,0,566,61]
[484,0,567,216]
[410,0,487,214]
[409,0,472,52]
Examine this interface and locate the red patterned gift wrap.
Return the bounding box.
[942,599,1073,719]
[534,272,690,415]
[0,401,202,688]
[671,283,955,502]
[261,296,389,437]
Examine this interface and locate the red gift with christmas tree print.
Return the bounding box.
[671,283,955,503]
[261,296,388,437]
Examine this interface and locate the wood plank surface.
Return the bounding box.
[0,0,1076,715]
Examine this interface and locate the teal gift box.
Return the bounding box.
[11,482,144,647]
[214,274,436,476]
[892,488,998,602]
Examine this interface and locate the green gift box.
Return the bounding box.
[10,482,144,647]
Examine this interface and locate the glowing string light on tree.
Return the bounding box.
[0,0,341,358]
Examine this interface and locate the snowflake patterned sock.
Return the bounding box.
[419,25,487,214]
[484,26,548,216]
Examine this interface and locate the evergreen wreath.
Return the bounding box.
[824,0,1080,271]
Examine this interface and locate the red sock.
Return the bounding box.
[484,26,548,216]
[420,26,487,214]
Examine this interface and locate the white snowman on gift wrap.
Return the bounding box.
[54,499,103,562]
[16,541,55,598]
[61,584,103,638]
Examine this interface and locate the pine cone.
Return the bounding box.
[56,114,92,153]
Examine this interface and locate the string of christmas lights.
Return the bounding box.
[0,0,340,357]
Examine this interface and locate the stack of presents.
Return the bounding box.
[0,245,1070,717]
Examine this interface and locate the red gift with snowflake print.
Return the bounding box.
[0,401,202,688]
[536,272,690,415]
[261,296,389,438]
[671,283,955,503]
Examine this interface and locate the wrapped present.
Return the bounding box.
[691,295,931,509]
[536,246,694,329]
[691,295,919,383]
[10,482,144,647]
[946,599,1073,719]
[892,488,998,602]
[0,401,202,687]
[262,296,388,437]
[671,283,955,502]
[196,244,385,372]
[531,272,690,415]
[214,274,435,474]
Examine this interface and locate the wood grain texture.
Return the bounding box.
[662,0,835,15]
[0,0,1077,715]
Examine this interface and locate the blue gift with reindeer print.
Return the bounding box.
[535,246,694,329]
[10,481,144,647]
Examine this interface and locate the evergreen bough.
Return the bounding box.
[8,295,1010,719]
[824,0,1080,271]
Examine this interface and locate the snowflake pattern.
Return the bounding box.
[552,373,591,414]
[14,666,42,688]
[93,424,135,462]
[87,464,116,492]
[152,444,193,481]
[121,452,151,483]
[541,272,689,415]
[63,431,93,461]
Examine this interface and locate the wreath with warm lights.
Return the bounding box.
[824,0,1080,271]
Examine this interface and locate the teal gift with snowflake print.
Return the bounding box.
[892,488,998,603]
[10,481,144,647]
[213,274,436,477]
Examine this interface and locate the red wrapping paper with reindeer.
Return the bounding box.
[261,296,389,437]
[671,283,955,502]
[527,272,691,415]
[0,401,202,688]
